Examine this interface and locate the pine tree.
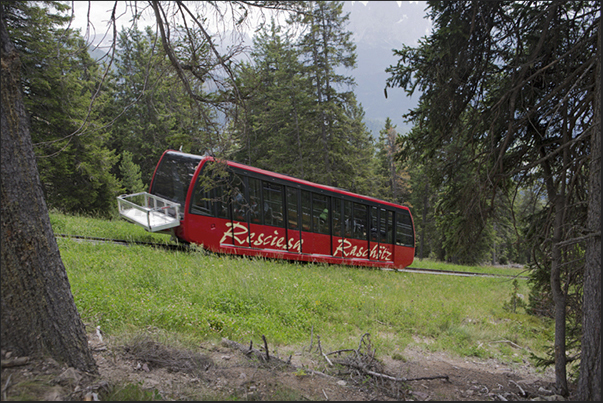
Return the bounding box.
[234,19,313,178]
[119,151,146,194]
[295,1,354,184]
[3,1,121,215]
[374,118,410,203]
[386,1,600,393]
[109,26,215,185]
[294,1,373,190]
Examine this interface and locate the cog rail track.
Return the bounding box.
[56,234,528,279]
[55,234,190,252]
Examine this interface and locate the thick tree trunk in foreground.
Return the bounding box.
[577,19,601,401]
[1,13,97,374]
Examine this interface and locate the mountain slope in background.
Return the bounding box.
[345,1,431,137]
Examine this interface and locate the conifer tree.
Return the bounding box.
[374,118,409,203]
[294,1,373,190]
[234,19,313,178]
[386,1,600,393]
[109,26,215,185]
[119,150,146,194]
[3,1,121,215]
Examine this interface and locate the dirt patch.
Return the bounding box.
[1,330,568,401]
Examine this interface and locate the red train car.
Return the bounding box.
[117,150,415,269]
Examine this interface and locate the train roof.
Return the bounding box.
[162,150,410,211]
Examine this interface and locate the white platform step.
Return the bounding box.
[117,192,181,232]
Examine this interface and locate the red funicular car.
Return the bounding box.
[117,150,415,270]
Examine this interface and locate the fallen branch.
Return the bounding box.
[490,340,525,350]
[261,335,270,361]
[326,349,355,356]
[1,357,29,368]
[221,337,287,366]
[317,336,333,367]
[509,380,526,397]
[344,362,449,383]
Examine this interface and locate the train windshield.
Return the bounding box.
[150,152,202,207]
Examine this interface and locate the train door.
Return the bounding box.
[367,207,394,262]
[369,206,379,260]
[352,202,370,260]
[379,208,395,262]
[285,187,302,253]
[299,191,331,256]
[331,198,344,258]
[247,177,263,249]
[311,193,331,255]
[228,174,250,248]
[248,178,287,251]
[260,181,286,250]
[300,190,312,253]
[339,200,369,260]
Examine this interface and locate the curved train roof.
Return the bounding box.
[163,150,411,212]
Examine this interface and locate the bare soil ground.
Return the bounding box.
[1,330,570,401]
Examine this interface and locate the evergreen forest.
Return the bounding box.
[2,1,600,396]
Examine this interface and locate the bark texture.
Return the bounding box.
[1,12,97,374]
[576,18,601,402]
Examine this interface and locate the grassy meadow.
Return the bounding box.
[51,211,552,366]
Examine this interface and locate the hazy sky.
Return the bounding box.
[69,1,428,44]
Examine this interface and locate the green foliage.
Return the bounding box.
[234,2,376,195]
[503,279,527,314]
[386,2,598,389]
[100,382,162,401]
[233,20,313,177]
[3,1,122,216]
[119,151,146,194]
[108,26,216,185]
[54,212,553,366]
[374,118,410,204]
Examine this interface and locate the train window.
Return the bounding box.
[214,184,231,219]
[380,209,394,244]
[344,200,353,238]
[395,210,414,247]
[248,177,261,224]
[190,177,213,216]
[262,182,284,227]
[151,152,200,207]
[312,193,329,235]
[332,198,342,237]
[301,190,311,231]
[370,206,379,242]
[286,187,299,230]
[353,203,368,240]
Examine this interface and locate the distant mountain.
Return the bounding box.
[344,1,432,137]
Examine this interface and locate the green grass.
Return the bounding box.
[52,211,552,366]
[49,209,175,244]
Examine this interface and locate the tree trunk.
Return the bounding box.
[1,12,97,374]
[419,185,428,260]
[577,18,601,401]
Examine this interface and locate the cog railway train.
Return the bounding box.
[117,150,415,269]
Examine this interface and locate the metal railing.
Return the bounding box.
[117,192,181,232]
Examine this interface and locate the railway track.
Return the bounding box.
[56,234,529,279]
[393,266,528,279]
[55,234,190,252]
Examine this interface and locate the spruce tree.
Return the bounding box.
[294,1,373,190]
[234,19,313,178]
[3,1,121,215]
